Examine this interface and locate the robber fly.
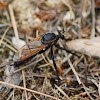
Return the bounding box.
[11,30,78,81]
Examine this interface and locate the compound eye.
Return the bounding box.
[41,36,46,43]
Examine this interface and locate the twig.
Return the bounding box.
[59,41,82,84]
[90,0,95,38]
[6,89,15,100]
[0,26,11,46]
[1,41,17,53]
[38,63,52,68]
[22,70,28,99]
[8,4,28,99]
[67,58,82,84]
[8,4,21,49]
[55,85,70,100]
[0,81,61,100]
[99,80,100,96]
[41,54,54,68]
[82,82,94,100]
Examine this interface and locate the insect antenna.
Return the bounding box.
[57,30,72,41]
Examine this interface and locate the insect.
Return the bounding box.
[12,30,78,81]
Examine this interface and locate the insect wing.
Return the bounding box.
[15,36,46,61]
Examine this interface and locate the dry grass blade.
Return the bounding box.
[90,0,95,38]
[55,85,70,100]
[99,80,100,96]
[67,58,82,85]
[0,27,11,46]
[8,4,28,99]
[1,41,17,53]
[59,42,82,84]
[8,4,21,50]
[82,82,94,100]
[0,81,61,100]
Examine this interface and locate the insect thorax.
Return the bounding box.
[41,33,58,44]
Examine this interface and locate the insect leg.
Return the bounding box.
[57,30,72,41]
[55,44,80,57]
[50,46,60,83]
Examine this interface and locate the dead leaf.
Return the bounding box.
[36,12,56,21]
[66,37,100,58]
[95,0,100,8]
[0,1,7,10]
[56,57,64,74]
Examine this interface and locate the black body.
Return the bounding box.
[41,33,58,44]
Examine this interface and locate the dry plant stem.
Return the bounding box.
[67,58,81,84]
[90,0,95,38]
[62,0,72,11]
[1,41,17,52]
[6,89,15,100]
[41,53,55,71]
[63,67,71,76]
[63,55,84,76]
[41,54,54,68]
[41,54,51,66]
[55,85,70,100]
[22,70,28,99]
[32,94,40,100]
[38,63,52,68]
[91,79,99,88]
[0,81,61,100]
[82,82,94,100]
[99,80,100,96]
[41,76,47,99]
[8,4,21,49]
[59,42,81,84]
[0,27,10,46]
[8,4,28,99]
[0,35,17,52]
